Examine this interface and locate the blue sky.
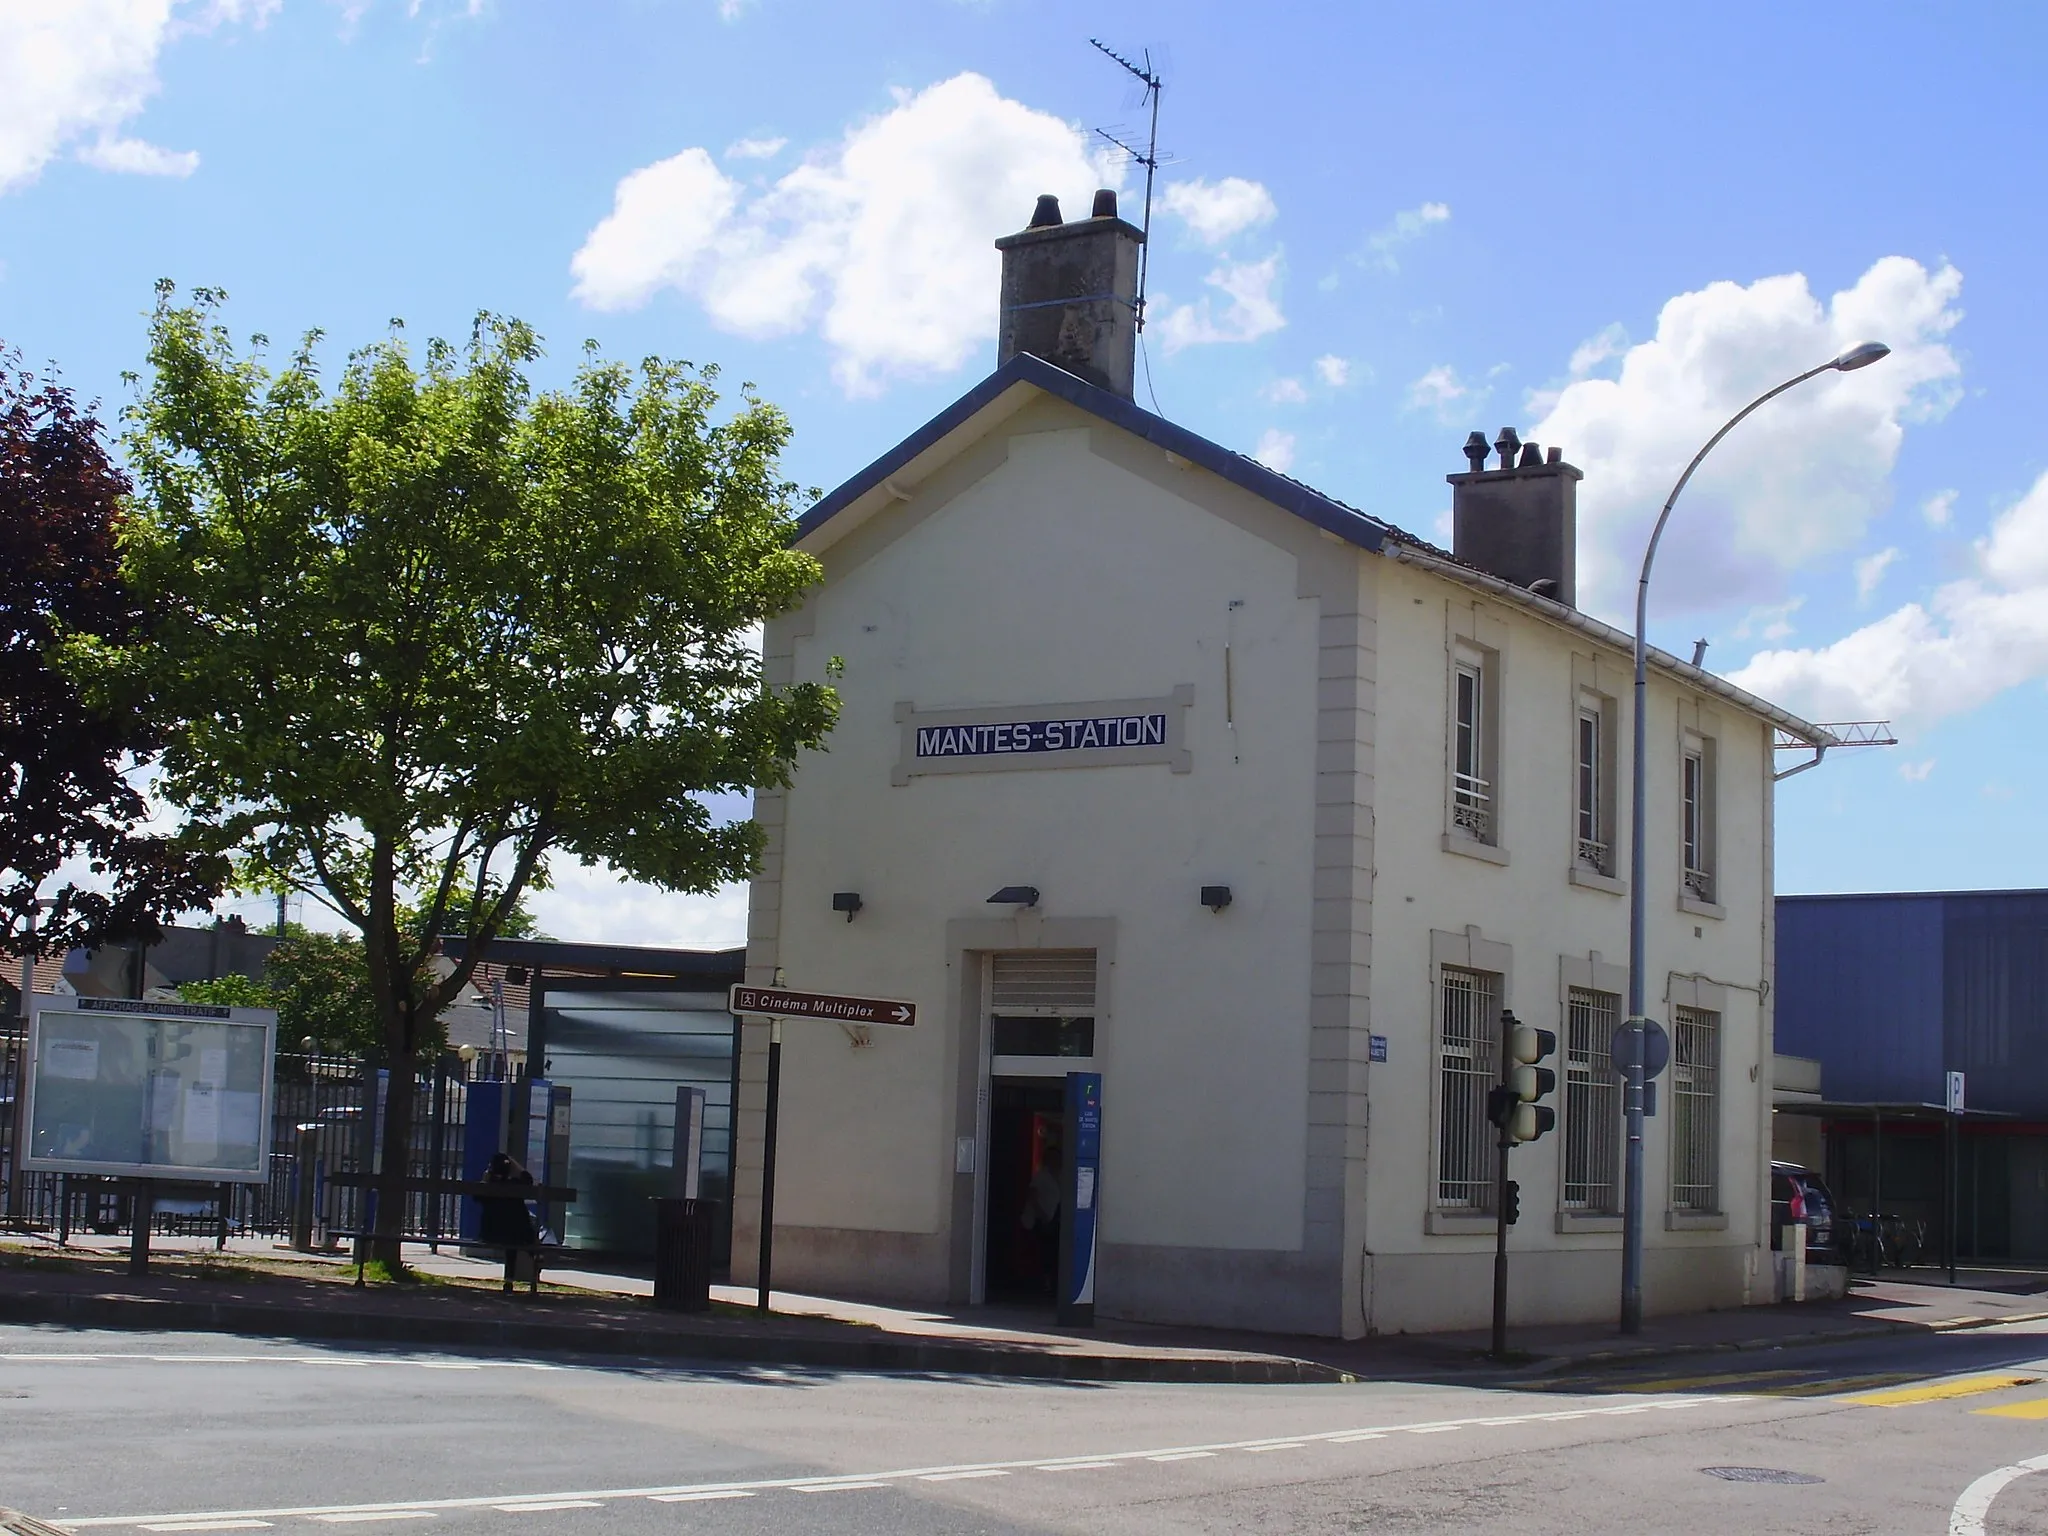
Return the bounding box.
[5,1,2044,942]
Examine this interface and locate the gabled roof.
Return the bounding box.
[797,353,1833,748]
[798,352,1393,552]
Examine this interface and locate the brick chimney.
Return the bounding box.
[1447,428,1584,608]
[995,189,1144,397]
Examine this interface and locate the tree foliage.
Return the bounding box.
[81,288,836,1254]
[0,348,227,959]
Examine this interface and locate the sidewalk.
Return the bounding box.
[3,1235,2045,1383]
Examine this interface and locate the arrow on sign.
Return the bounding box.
[729,985,918,1028]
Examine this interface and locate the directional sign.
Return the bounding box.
[729,985,917,1027]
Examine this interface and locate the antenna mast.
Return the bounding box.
[1090,38,1162,332]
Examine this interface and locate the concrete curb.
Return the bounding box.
[1512,1306,2048,1377]
[0,1290,1356,1386]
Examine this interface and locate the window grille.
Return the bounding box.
[1671,1005,1720,1211]
[1682,749,1713,902]
[1563,987,1621,1212]
[1436,967,1500,1208]
[990,951,1096,1014]
[1576,708,1608,872]
[1453,664,1493,842]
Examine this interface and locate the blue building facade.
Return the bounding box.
[1776,890,2048,1261]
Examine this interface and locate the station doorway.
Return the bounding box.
[983,1079,1064,1302]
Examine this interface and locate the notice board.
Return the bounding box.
[24,995,277,1182]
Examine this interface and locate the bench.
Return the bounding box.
[323,1174,577,1296]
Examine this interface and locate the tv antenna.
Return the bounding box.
[1089,38,1162,332]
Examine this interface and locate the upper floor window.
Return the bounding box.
[1681,733,1717,904]
[1449,644,1499,847]
[1576,702,1609,874]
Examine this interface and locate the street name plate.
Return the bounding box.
[729,985,917,1027]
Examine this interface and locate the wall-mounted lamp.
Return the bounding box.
[987,885,1040,908]
[1201,885,1234,913]
[832,891,864,922]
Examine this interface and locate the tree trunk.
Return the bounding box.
[370,1037,417,1270]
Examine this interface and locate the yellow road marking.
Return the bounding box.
[1839,1374,2039,1407]
[1603,1369,1810,1393]
[1974,1397,2048,1420]
[1763,1373,1926,1398]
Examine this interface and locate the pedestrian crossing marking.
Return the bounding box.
[1839,1374,2039,1407]
[1973,1398,2048,1420]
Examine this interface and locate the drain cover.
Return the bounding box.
[1702,1467,1824,1485]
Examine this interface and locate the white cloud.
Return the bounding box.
[1898,759,1935,783]
[75,132,199,177]
[1362,200,1449,271]
[1406,362,1486,423]
[1730,467,2048,730]
[1313,354,1351,388]
[571,73,1119,395]
[1251,428,1296,474]
[1261,376,1307,406]
[0,0,254,195]
[1154,253,1285,354]
[1530,257,1964,617]
[1567,322,1629,379]
[724,134,786,161]
[1922,488,1958,527]
[1159,175,1276,246]
[1732,596,1804,642]
[1853,546,1900,603]
[529,861,750,949]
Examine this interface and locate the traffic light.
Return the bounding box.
[1506,1019,1559,1143]
[1503,1179,1522,1226]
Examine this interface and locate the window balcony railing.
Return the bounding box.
[1576,836,1609,873]
[1683,865,1715,903]
[1452,773,1493,842]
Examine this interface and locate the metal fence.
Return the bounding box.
[1,1026,489,1248]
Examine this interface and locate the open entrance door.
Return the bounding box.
[982,1079,1064,1303]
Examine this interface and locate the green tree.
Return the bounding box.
[176,971,276,1009]
[83,287,835,1262]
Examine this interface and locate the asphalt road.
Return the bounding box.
[7,1323,2048,1534]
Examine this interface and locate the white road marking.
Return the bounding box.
[1039,1462,1117,1471]
[1951,1452,2048,1536]
[919,1470,1010,1482]
[0,1352,552,1373]
[309,1514,436,1524]
[140,1524,273,1532]
[69,1396,1734,1528]
[792,1483,888,1494]
[648,1491,753,1503]
[491,1503,600,1514]
[1243,1443,1304,1453]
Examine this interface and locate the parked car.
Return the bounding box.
[1771,1161,1848,1264]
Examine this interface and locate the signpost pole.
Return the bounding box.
[756,1018,782,1316]
[129,1181,153,1276]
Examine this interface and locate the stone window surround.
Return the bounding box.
[1567,652,1626,896]
[1554,951,1629,1233]
[1662,971,1730,1229]
[1424,926,1513,1236]
[1442,603,1509,866]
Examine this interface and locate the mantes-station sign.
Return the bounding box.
[729,985,917,1028]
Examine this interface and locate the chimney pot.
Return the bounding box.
[1546,445,1561,464]
[1518,441,1542,469]
[1494,427,1521,468]
[1091,188,1119,219]
[1462,431,1490,473]
[1028,194,1064,228]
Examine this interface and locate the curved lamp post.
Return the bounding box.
[1619,340,1890,1334]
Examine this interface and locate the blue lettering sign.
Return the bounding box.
[915,713,1168,760]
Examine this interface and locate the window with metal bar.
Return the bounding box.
[1671,1005,1720,1211]
[1452,662,1493,843]
[1436,966,1500,1209]
[1563,987,1621,1212]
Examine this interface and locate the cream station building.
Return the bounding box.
[732,189,1833,1337]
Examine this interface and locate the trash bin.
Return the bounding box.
[652,1197,717,1312]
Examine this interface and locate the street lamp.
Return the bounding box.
[1619,341,1890,1335]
